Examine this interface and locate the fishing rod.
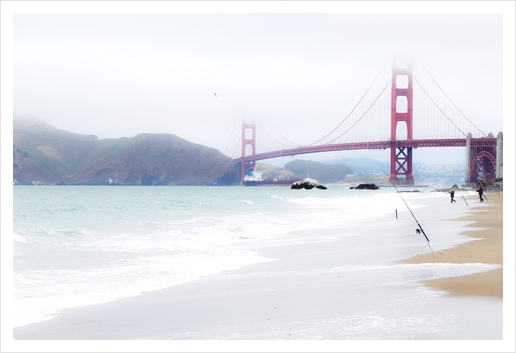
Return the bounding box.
[476,182,489,202]
[446,170,470,209]
[482,188,488,201]
[383,172,436,258]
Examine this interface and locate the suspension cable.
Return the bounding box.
[324,78,392,144]
[413,75,468,137]
[420,64,487,137]
[231,135,241,159]
[224,119,238,155]
[257,122,298,148]
[264,120,302,147]
[305,59,391,146]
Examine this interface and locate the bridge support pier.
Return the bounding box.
[496,131,503,179]
[465,131,502,186]
[390,146,414,185]
[465,133,471,184]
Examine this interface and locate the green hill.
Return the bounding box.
[13,117,241,186]
[284,159,353,183]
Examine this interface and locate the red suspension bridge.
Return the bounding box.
[234,57,503,186]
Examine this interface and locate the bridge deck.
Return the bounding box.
[235,138,497,162]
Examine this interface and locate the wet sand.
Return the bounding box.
[403,193,503,297]
[11,191,508,345]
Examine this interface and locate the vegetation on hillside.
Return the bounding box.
[284,160,353,183]
[13,116,241,186]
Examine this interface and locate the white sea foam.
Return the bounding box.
[12,185,495,329]
[14,249,275,327]
[13,232,28,244]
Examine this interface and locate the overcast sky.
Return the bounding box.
[5,1,514,164]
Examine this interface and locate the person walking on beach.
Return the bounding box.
[449,190,456,203]
[476,186,484,202]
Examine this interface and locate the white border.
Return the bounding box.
[2,1,514,352]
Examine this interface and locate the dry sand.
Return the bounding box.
[403,193,503,297]
[11,191,507,344]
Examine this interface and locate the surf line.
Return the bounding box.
[383,172,436,258]
[446,170,471,209]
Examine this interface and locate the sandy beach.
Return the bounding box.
[11,190,509,347]
[402,193,503,298]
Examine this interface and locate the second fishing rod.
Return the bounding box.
[446,170,470,209]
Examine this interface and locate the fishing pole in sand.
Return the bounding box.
[383,172,436,258]
[446,170,470,209]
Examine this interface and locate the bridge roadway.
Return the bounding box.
[234,137,497,163]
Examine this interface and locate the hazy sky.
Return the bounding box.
[5,1,514,164]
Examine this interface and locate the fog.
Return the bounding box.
[5,2,513,164]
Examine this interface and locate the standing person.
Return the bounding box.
[449,190,456,203]
[476,186,484,202]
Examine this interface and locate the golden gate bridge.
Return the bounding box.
[233,56,503,186]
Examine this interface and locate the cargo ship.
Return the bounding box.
[242,170,301,187]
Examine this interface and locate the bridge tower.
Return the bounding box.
[241,121,256,180]
[390,57,415,185]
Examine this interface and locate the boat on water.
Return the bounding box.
[243,170,301,187]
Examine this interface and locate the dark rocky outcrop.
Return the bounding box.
[349,183,380,190]
[291,177,327,190]
[13,117,241,186]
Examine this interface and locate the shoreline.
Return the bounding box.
[402,193,503,297]
[11,190,505,342]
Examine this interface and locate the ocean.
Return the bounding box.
[12,185,502,339]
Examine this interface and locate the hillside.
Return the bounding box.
[284,160,352,183]
[253,160,353,184]
[325,156,466,187]
[13,117,241,186]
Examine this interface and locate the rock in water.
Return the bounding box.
[349,183,380,190]
[291,177,327,190]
